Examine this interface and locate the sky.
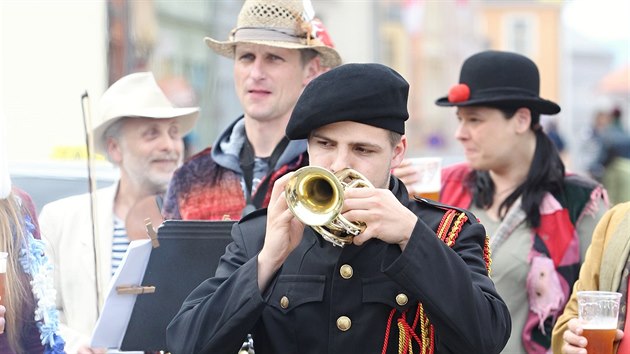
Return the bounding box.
[563,0,630,66]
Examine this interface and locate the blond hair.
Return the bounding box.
[0,192,36,354]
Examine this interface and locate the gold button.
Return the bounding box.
[340,264,353,279]
[280,296,289,309]
[336,316,352,331]
[396,293,408,306]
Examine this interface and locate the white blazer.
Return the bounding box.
[40,183,118,353]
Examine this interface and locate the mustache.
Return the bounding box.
[151,153,182,163]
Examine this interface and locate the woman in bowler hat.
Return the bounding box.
[431,50,608,353]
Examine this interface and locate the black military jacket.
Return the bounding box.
[167,177,511,353]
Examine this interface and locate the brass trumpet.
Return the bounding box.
[284,166,374,247]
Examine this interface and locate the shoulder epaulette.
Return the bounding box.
[416,197,492,273]
[383,195,475,353]
[412,196,478,224]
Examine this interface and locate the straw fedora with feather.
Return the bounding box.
[204,0,342,68]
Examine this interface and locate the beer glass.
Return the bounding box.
[408,157,442,200]
[577,291,622,354]
[0,252,7,307]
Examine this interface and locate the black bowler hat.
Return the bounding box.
[435,50,560,115]
[286,63,409,140]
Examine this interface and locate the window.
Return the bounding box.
[503,13,538,57]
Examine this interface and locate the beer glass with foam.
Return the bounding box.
[577,291,622,354]
[408,157,442,201]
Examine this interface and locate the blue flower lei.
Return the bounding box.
[17,215,66,354]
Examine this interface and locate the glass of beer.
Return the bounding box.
[0,251,7,307]
[577,290,622,354]
[408,157,442,200]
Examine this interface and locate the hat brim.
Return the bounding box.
[435,95,561,115]
[204,37,342,68]
[93,107,199,155]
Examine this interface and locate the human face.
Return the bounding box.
[234,43,318,124]
[307,121,406,189]
[455,106,522,171]
[594,111,613,132]
[111,117,184,193]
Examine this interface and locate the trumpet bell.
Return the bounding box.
[285,166,344,226]
[285,166,373,247]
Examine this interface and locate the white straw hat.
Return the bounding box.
[204,0,342,68]
[93,72,199,155]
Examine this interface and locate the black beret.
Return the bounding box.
[286,63,409,140]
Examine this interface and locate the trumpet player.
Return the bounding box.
[166,63,511,354]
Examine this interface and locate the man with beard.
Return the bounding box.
[39,72,199,353]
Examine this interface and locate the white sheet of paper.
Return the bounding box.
[90,239,152,349]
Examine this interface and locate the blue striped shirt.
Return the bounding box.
[112,216,130,275]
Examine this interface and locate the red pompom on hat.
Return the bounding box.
[435,51,561,114]
[447,83,470,103]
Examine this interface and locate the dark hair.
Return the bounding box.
[387,131,402,147]
[466,106,565,228]
[299,48,319,66]
[612,106,622,124]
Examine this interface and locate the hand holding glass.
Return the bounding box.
[407,157,441,200]
[577,291,622,354]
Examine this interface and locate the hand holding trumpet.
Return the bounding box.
[257,167,418,291]
[341,186,417,249]
[283,166,417,248]
[257,172,306,291]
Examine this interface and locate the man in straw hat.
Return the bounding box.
[166,63,511,354]
[162,0,342,221]
[39,72,199,353]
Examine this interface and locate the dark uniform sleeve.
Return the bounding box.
[382,208,511,353]
[166,219,266,353]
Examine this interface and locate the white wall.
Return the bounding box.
[0,0,108,162]
[315,0,375,64]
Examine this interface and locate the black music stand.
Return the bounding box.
[119,219,234,352]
